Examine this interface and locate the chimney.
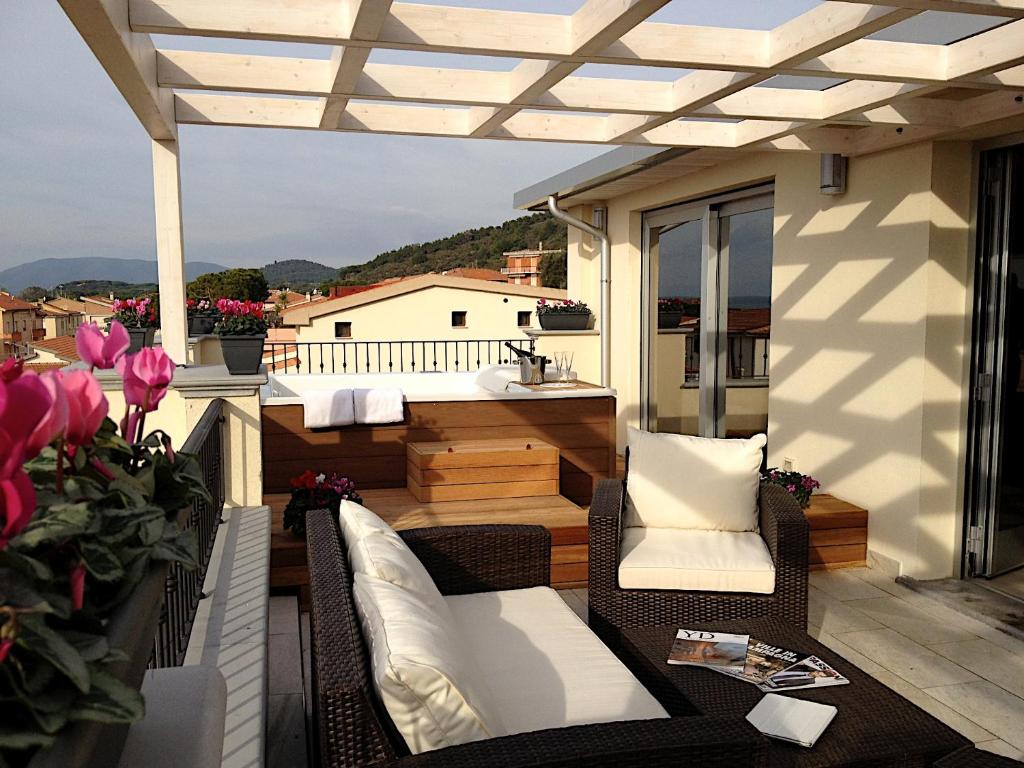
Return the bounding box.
[109,292,114,300]
[538,241,543,251]
[305,292,311,302]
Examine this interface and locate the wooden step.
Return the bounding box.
[805,494,868,570]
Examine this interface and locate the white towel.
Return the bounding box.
[302,389,355,429]
[354,388,404,424]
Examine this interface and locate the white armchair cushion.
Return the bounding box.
[353,573,508,754]
[623,428,766,532]
[618,527,776,593]
[338,500,449,616]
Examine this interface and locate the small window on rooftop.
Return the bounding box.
[517,311,532,327]
[451,311,467,328]
[334,321,352,339]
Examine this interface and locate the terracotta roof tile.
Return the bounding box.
[443,268,508,282]
[0,294,36,311]
[32,335,80,362]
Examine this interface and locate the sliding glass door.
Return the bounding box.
[642,187,773,438]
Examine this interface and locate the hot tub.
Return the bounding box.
[260,365,615,404]
[260,365,617,505]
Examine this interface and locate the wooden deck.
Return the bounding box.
[268,488,589,608]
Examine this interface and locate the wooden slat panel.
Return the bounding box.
[805,494,868,529]
[810,527,867,547]
[550,525,588,547]
[809,543,867,565]
[409,475,559,502]
[552,543,588,565]
[552,562,588,585]
[413,463,560,486]
[410,442,558,469]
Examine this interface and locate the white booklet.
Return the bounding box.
[745,694,837,748]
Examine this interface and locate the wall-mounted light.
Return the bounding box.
[820,153,848,196]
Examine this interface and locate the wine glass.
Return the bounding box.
[560,351,574,382]
[552,351,567,382]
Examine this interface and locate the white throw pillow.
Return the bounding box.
[623,428,766,532]
[353,573,507,754]
[338,500,449,616]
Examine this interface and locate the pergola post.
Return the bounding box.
[151,138,188,365]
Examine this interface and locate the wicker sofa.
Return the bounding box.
[588,477,810,647]
[304,508,767,768]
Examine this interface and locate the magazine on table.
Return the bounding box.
[667,629,749,674]
[668,632,849,691]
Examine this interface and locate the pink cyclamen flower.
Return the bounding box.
[0,358,23,382]
[117,347,175,412]
[76,320,130,370]
[29,372,69,455]
[60,370,108,449]
[1,373,59,463]
[786,484,797,493]
[0,638,13,664]
[0,430,36,549]
[70,562,86,611]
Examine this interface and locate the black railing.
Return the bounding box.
[150,398,226,668]
[265,338,536,374]
[683,334,770,382]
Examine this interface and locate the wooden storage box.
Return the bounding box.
[407,438,559,502]
[805,494,868,569]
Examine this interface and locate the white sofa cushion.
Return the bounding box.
[618,527,776,593]
[338,500,449,615]
[445,586,668,735]
[352,573,507,754]
[623,428,766,532]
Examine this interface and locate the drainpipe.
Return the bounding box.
[547,195,611,388]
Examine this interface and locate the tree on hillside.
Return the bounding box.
[187,268,268,302]
[17,286,47,302]
[540,253,567,290]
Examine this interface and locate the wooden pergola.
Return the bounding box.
[58,0,1024,362]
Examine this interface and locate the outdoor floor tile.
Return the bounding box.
[844,597,976,645]
[977,739,1024,760]
[267,694,307,768]
[835,628,981,689]
[930,638,1024,699]
[813,630,996,742]
[810,570,889,602]
[925,682,1024,751]
[808,586,884,634]
[268,632,304,696]
[847,568,909,597]
[559,589,587,622]
[269,596,299,636]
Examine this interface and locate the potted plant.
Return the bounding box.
[186,298,216,336]
[535,298,592,331]
[282,470,363,538]
[214,298,267,375]
[761,467,821,509]
[0,322,206,766]
[657,297,689,329]
[110,298,158,352]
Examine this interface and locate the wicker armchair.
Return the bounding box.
[305,509,767,768]
[588,477,809,646]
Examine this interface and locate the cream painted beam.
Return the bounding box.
[467,0,669,137]
[132,0,1021,89]
[151,139,188,364]
[609,4,915,143]
[840,0,1024,17]
[58,0,175,140]
[320,0,394,128]
[947,19,1024,80]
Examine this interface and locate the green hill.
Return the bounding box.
[332,213,567,287]
[262,259,337,290]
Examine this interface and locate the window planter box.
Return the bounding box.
[219,334,266,375]
[126,327,156,353]
[538,313,591,331]
[657,310,684,329]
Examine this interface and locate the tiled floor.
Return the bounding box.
[266,569,1024,767]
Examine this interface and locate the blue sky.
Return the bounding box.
[1,1,984,273]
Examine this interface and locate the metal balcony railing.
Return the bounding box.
[264,338,536,375]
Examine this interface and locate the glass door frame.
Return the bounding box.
[641,184,774,438]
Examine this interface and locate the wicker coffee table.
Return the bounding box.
[616,618,970,767]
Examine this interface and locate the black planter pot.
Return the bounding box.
[126,327,156,353]
[29,560,169,768]
[538,313,591,331]
[219,334,266,374]
[658,310,684,329]
[188,315,216,336]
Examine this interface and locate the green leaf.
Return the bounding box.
[62,631,110,663]
[152,527,198,569]
[19,616,91,694]
[79,541,124,583]
[16,503,97,548]
[0,726,56,751]
[0,568,53,613]
[0,548,53,581]
[67,668,144,724]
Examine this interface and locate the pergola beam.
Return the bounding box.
[320,0,393,129]
[58,0,176,140]
[841,0,1024,17]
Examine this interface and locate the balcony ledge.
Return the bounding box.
[91,363,268,398]
[524,329,600,337]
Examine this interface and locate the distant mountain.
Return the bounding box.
[0,258,227,293]
[262,259,338,291]
[333,213,568,287]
